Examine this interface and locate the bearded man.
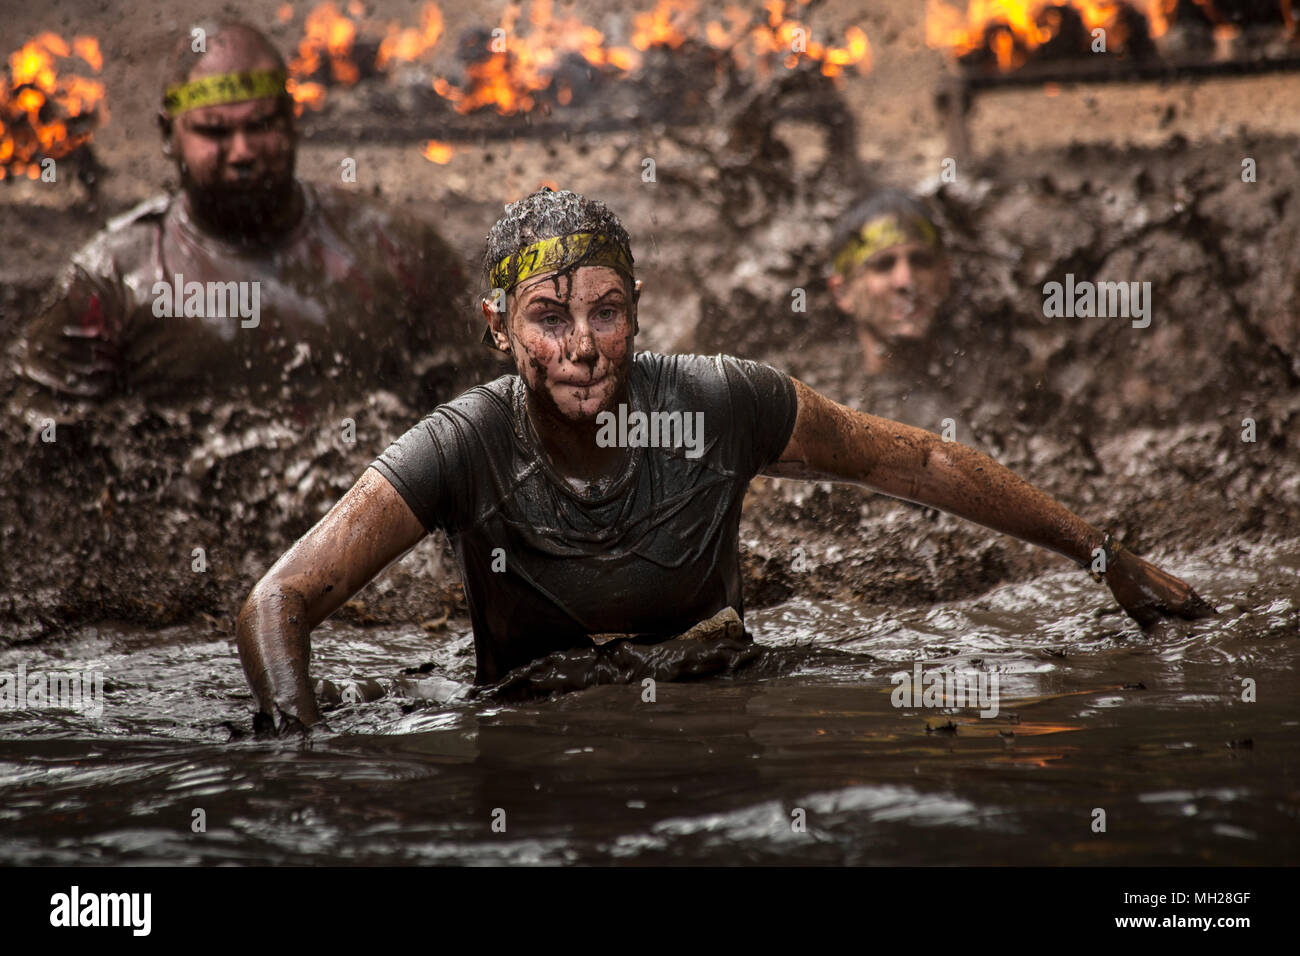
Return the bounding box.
[9,19,478,412]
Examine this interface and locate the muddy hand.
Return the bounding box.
[249,707,327,738]
[1104,544,1217,629]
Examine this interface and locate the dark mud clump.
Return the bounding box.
[470,634,837,703]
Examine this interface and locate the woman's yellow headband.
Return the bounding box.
[482,231,635,346]
[489,232,633,293]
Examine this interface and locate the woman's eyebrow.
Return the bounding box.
[521,287,625,310]
[522,295,570,309]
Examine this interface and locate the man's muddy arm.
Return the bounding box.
[765,378,1214,626]
[236,466,427,729]
[10,264,126,404]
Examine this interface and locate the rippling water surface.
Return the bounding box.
[2,543,1296,865]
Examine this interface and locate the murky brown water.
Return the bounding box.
[2,542,1295,865]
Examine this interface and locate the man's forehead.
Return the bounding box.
[169,45,285,119]
[188,38,280,76]
[865,239,936,263]
[181,97,282,126]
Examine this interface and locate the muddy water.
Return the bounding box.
[1,543,1295,866]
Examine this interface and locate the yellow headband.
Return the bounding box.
[489,232,633,293]
[164,69,288,117]
[833,213,940,277]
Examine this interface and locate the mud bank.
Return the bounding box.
[2,133,1298,644]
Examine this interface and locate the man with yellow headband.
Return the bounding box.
[9,19,479,410]
[829,190,952,376]
[236,189,1214,733]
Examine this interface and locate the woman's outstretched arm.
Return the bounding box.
[765,377,1215,627]
[236,467,427,730]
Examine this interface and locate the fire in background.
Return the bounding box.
[926,0,1299,71]
[280,0,871,117]
[0,33,106,181]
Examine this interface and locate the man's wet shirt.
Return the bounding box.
[10,182,474,408]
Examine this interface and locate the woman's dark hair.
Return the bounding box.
[481,188,634,294]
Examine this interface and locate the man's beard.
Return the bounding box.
[183,167,298,243]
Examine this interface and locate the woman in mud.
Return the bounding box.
[236,188,1214,732]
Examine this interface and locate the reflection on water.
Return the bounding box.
[1,543,1296,865]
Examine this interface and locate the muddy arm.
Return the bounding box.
[9,263,126,403]
[764,378,1214,627]
[235,466,427,729]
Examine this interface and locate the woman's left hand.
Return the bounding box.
[1103,541,1217,629]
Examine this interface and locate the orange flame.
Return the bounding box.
[378,3,444,70]
[632,0,697,50]
[421,138,453,163]
[288,1,363,109]
[630,0,871,78]
[433,0,641,115]
[1,32,106,181]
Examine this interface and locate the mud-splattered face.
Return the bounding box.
[833,242,950,343]
[164,40,297,226]
[172,96,295,192]
[489,266,636,422]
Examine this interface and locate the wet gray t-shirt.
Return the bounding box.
[370,351,799,683]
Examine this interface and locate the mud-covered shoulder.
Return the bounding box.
[412,372,520,433]
[634,350,727,404]
[633,351,796,472]
[66,193,171,281]
[636,350,792,412]
[311,182,442,248]
[370,372,521,535]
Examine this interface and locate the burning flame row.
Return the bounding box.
[283,0,871,118]
[9,1,1289,176]
[0,0,868,176]
[926,0,1299,71]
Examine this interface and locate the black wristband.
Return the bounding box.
[1087,531,1119,583]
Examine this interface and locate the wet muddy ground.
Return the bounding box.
[1,543,1295,865]
[2,0,1298,865]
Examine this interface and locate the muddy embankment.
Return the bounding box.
[2,128,1298,646]
[694,132,1300,613]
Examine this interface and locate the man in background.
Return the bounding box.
[8,19,481,415]
[828,189,952,376]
